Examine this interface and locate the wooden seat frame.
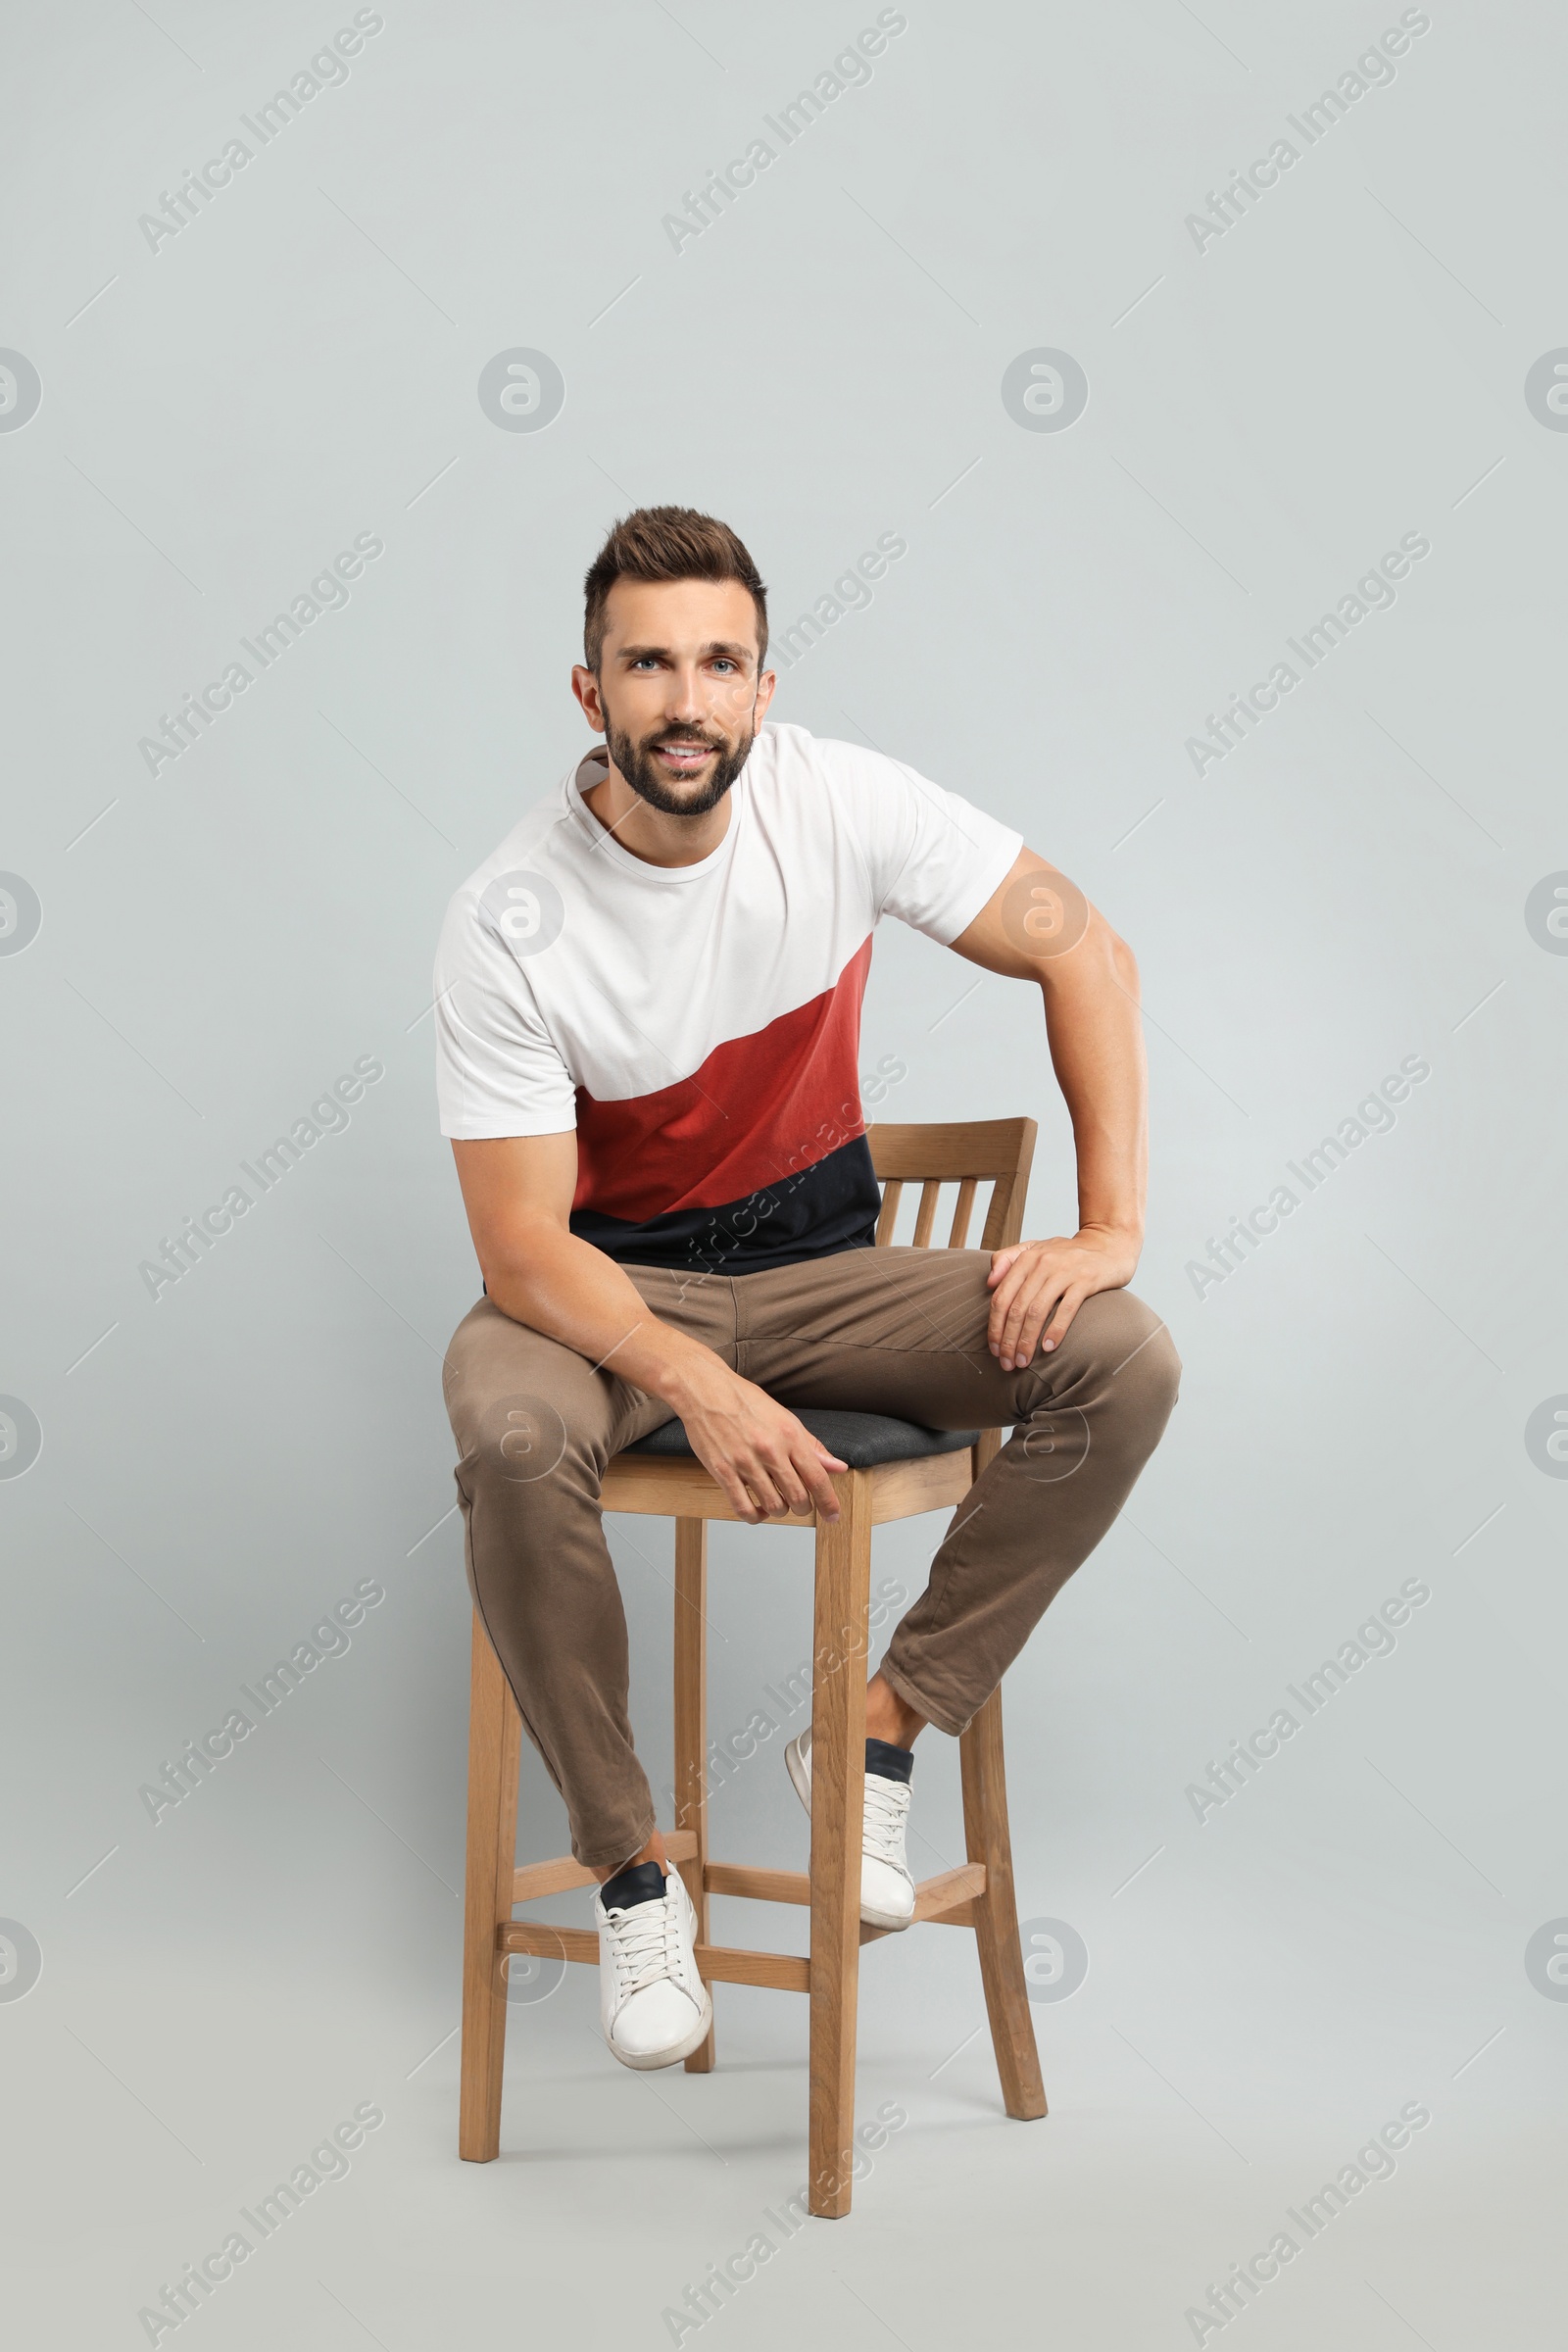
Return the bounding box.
[460,1118,1048,2218]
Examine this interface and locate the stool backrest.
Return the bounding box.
[865,1117,1037,1253]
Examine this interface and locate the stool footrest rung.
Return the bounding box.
[511,1830,698,1905]
[706,1858,986,1925]
[498,1919,809,1992]
[498,1860,988,1984]
[512,1825,696,1900]
[508,1847,984,1922]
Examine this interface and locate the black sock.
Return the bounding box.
[865,1736,913,1785]
[599,1857,667,1911]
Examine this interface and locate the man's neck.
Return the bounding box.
[581,757,734,870]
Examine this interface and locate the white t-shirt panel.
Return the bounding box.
[433,721,1021,1147]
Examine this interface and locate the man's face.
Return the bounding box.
[574,578,776,816]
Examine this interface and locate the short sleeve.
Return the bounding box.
[814,735,1022,945]
[433,894,578,1139]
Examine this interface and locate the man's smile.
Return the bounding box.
[653,739,719,773]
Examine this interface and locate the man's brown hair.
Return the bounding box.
[583,506,768,671]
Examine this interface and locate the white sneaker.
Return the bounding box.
[784,1728,917,1932]
[593,1862,712,2070]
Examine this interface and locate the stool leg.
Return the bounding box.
[808,1470,872,2219]
[672,1517,716,2073]
[959,1686,1047,2121]
[460,1610,521,2160]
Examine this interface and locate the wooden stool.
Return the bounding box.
[459,1117,1048,2218]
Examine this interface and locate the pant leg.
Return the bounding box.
[442,1270,735,1868]
[734,1246,1181,1738]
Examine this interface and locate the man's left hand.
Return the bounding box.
[985,1227,1142,1371]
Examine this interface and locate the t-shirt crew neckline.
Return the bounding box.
[566,746,746,885]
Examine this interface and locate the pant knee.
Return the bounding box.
[1104,1296,1181,1428]
[460,1383,590,1512]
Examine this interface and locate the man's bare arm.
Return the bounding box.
[450,1134,846,1522]
[946,847,1148,1367]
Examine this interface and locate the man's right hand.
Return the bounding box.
[668,1363,847,1525]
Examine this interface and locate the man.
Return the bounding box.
[435,507,1179,2071]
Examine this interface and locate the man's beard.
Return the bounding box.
[604,716,757,816]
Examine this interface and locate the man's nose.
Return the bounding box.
[662,663,707,721]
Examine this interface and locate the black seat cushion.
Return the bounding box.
[623,1405,979,1470]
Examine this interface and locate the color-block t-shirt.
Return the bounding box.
[433,721,1021,1275]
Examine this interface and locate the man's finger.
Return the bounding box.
[1042,1283,1090,1349]
[796,1434,845,1518]
[795,1447,844,1521]
[989,1251,1061,1350]
[748,1462,791,1518]
[726,1479,763,1523]
[770,1442,822,1518]
[1009,1268,1067,1360]
[770,1460,814,1516]
[725,1454,786,1520]
[987,1259,1032,1348]
[1002,1266,1066,1365]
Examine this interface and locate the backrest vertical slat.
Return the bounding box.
[868,1120,1037,1255]
[979,1174,1018,1251]
[910,1180,941,1249]
[874,1179,904,1246]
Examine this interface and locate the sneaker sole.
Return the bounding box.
[784,1733,914,1933]
[608,1985,713,2072]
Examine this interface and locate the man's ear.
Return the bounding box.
[571,663,606,729]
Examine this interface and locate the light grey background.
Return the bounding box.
[3,1,1565,2345]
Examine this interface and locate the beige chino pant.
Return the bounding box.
[442,1247,1180,1868]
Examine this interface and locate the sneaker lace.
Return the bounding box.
[605,1894,682,1996]
[862,1777,910,1869]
